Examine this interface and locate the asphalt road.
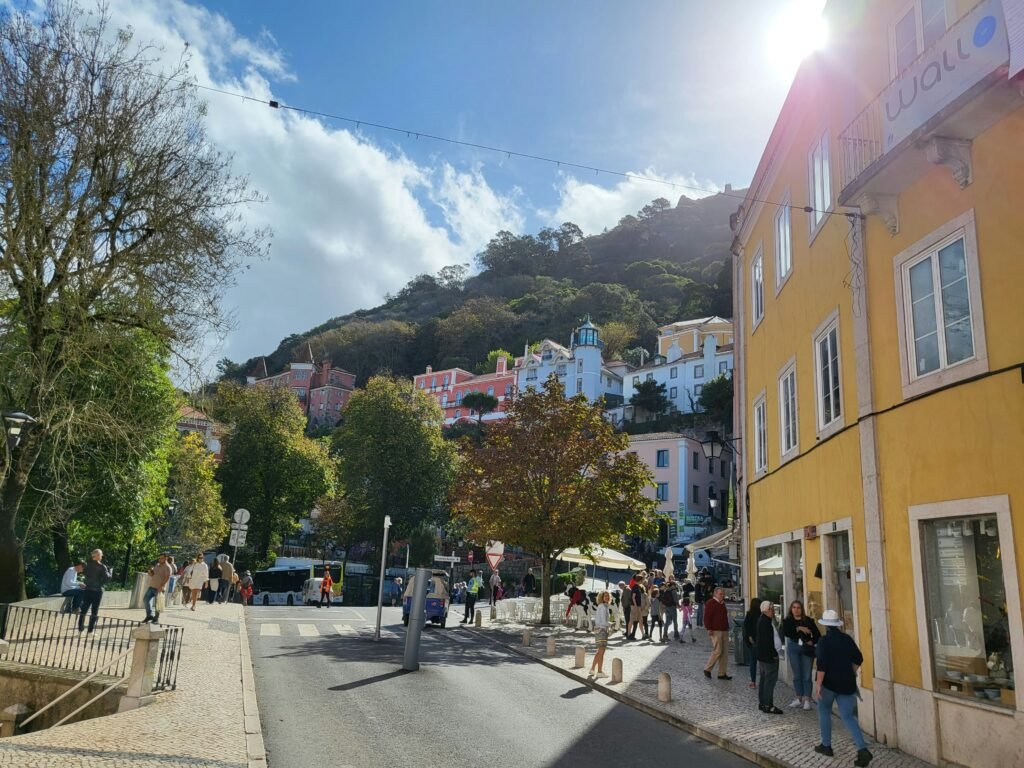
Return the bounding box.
[247,604,753,768]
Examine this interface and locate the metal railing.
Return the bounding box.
[0,604,183,691]
[838,99,884,192]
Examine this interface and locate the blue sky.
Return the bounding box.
[96,0,825,373]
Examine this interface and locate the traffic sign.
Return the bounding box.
[233,508,250,525]
[229,529,247,547]
[486,540,505,570]
[230,523,248,532]
[467,550,474,563]
[434,554,460,564]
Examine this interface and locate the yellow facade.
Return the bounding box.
[733,2,1024,764]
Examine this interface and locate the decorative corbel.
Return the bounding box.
[924,137,973,189]
[851,192,899,236]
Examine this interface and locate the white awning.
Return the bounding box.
[557,545,645,571]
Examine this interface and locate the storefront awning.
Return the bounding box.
[685,527,735,554]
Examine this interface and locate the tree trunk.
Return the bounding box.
[0,434,43,603]
[540,556,552,625]
[0,528,26,604]
[52,524,72,577]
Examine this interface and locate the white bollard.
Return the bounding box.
[610,658,623,684]
[658,671,671,702]
[475,611,482,627]
[546,636,557,657]
[522,629,532,646]
[574,645,585,669]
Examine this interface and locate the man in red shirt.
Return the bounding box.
[703,586,732,679]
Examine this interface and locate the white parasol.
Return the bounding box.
[663,546,675,580]
[686,550,698,585]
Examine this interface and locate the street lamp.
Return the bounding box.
[3,411,37,451]
[374,515,392,641]
[699,430,727,461]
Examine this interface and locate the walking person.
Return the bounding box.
[660,580,679,641]
[647,587,663,641]
[217,555,234,603]
[743,597,761,689]
[489,570,501,606]
[143,553,173,624]
[589,591,612,679]
[694,579,706,628]
[165,556,177,606]
[318,567,334,607]
[60,561,85,613]
[188,555,209,612]
[702,586,732,679]
[616,581,630,636]
[206,558,221,604]
[756,601,783,713]
[814,609,873,766]
[522,569,536,596]
[627,579,644,640]
[679,596,696,642]
[78,549,112,633]
[239,571,254,606]
[782,600,820,709]
[461,569,482,624]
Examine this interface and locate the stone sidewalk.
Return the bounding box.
[0,603,259,768]
[467,614,933,768]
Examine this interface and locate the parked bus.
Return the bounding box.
[253,561,344,606]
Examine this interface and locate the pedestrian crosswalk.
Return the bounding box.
[252,621,476,644]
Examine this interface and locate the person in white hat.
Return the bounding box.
[814,609,873,767]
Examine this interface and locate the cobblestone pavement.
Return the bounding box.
[0,603,250,768]
[469,614,934,768]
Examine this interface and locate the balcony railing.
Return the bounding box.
[837,0,1009,197]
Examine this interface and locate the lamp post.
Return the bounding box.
[709,497,719,527]
[700,429,744,596]
[3,411,37,452]
[374,515,392,641]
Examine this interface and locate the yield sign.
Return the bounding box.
[486,540,505,570]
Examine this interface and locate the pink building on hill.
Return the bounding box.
[413,355,518,426]
[247,345,356,429]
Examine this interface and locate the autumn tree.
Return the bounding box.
[331,376,456,542]
[453,376,658,624]
[0,4,265,601]
[215,385,335,565]
[162,433,229,556]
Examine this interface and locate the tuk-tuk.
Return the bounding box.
[402,570,449,627]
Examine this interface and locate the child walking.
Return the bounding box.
[680,596,697,642]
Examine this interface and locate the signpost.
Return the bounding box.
[230,509,250,564]
[434,555,460,564]
[485,541,505,571]
[374,515,392,641]
[467,550,474,564]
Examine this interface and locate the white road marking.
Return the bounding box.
[333,624,356,636]
[297,624,320,637]
[259,623,280,637]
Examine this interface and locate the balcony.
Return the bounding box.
[837,0,1017,227]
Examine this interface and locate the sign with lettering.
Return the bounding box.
[883,0,1008,152]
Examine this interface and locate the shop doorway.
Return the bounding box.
[823,531,855,633]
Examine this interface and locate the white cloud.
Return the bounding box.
[102,0,523,369]
[543,170,721,236]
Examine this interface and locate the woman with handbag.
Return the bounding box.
[781,600,821,710]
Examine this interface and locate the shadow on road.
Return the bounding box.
[328,668,412,691]
[559,685,593,699]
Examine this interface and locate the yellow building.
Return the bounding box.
[657,316,734,358]
[731,2,1024,764]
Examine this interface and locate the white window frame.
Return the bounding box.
[907,495,1023,708]
[719,361,728,374]
[893,209,987,400]
[670,386,678,399]
[774,196,793,292]
[751,245,765,330]
[778,358,798,461]
[889,0,949,78]
[753,390,768,476]
[694,384,703,397]
[812,309,844,438]
[807,130,832,239]
[694,365,704,379]
[670,367,678,379]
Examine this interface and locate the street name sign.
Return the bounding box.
[434,555,460,564]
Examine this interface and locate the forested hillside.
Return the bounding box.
[221,190,741,384]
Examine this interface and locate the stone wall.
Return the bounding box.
[0,662,124,734]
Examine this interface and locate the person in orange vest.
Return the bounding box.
[318,568,334,608]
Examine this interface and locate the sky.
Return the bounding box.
[92,0,827,372]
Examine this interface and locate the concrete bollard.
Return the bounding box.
[546,636,557,657]
[658,671,671,702]
[118,623,166,712]
[0,703,32,738]
[475,611,482,627]
[574,645,585,669]
[522,629,532,646]
[610,658,623,684]
[490,605,496,621]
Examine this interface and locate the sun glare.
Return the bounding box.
[767,0,829,80]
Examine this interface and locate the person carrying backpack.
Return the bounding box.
[659,579,679,641]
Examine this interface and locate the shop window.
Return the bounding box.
[921,515,1013,708]
[757,543,784,606]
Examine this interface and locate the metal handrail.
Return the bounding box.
[18,647,133,729]
[52,673,130,728]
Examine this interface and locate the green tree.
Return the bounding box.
[310,495,356,561]
[408,522,440,568]
[453,376,658,624]
[697,373,734,431]
[598,322,635,361]
[630,379,671,419]
[435,298,519,367]
[162,433,229,556]
[478,349,515,374]
[0,4,265,602]
[216,385,336,565]
[331,376,456,542]
[461,391,500,445]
